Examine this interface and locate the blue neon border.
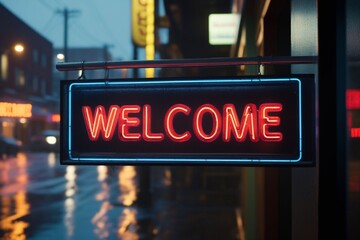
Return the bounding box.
[66,78,302,164]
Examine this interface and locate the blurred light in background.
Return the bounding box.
[13,44,24,53]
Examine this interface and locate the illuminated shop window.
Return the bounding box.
[0,102,32,118]
[2,120,15,137]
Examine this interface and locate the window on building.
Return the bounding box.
[15,68,25,87]
[41,78,46,96]
[32,75,39,93]
[41,53,47,68]
[33,49,39,64]
[1,53,8,81]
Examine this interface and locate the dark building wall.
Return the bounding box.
[0,3,56,145]
[161,0,237,77]
[164,0,233,59]
[0,3,53,96]
[263,0,291,74]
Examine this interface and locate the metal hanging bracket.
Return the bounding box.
[56,56,318,72]
[77,60,87,80]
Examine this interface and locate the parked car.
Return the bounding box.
[0,135,23,157]
[28,130,60,152]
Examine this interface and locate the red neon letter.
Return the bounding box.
[259,103,283,142]
[193,104,221,142]
[223,103,259,142]
[143,104,164,141]
[119,105,141,141]
[164,104,191,142]
[82,105,120,141]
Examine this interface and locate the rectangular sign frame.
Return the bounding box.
[60,74,316,166]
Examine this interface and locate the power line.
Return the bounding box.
[71,20,105,45]
[86,0,130,59]
[53,0,64,8]
[87,0,120,42]
[40,12,58,34]
[38,0,56,11]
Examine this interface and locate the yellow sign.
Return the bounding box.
[145,0,155,77]
[132,0,147,47]
[0,102,32,118]
[131,0,155,77]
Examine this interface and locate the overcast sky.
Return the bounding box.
[0,0,133,60]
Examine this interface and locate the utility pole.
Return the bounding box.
[133,45,138,78]
[103,44,114,61]
[56,8,80,80]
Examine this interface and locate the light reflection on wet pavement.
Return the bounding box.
[0,152,242,240]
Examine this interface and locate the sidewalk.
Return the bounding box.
[137,166,244,240]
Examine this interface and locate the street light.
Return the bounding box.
[1,43,25,55]
[13,43,24,54]
[56,53,65,62]
[1,43,25,80]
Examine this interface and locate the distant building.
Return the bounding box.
[0,3,57,147]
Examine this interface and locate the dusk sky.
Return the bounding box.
[0,0,133,60]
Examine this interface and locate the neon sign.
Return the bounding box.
[60,75,316,166]
[81,103,283,143]
[0,102,32,118]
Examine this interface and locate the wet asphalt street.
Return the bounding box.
[0,152,243,240]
